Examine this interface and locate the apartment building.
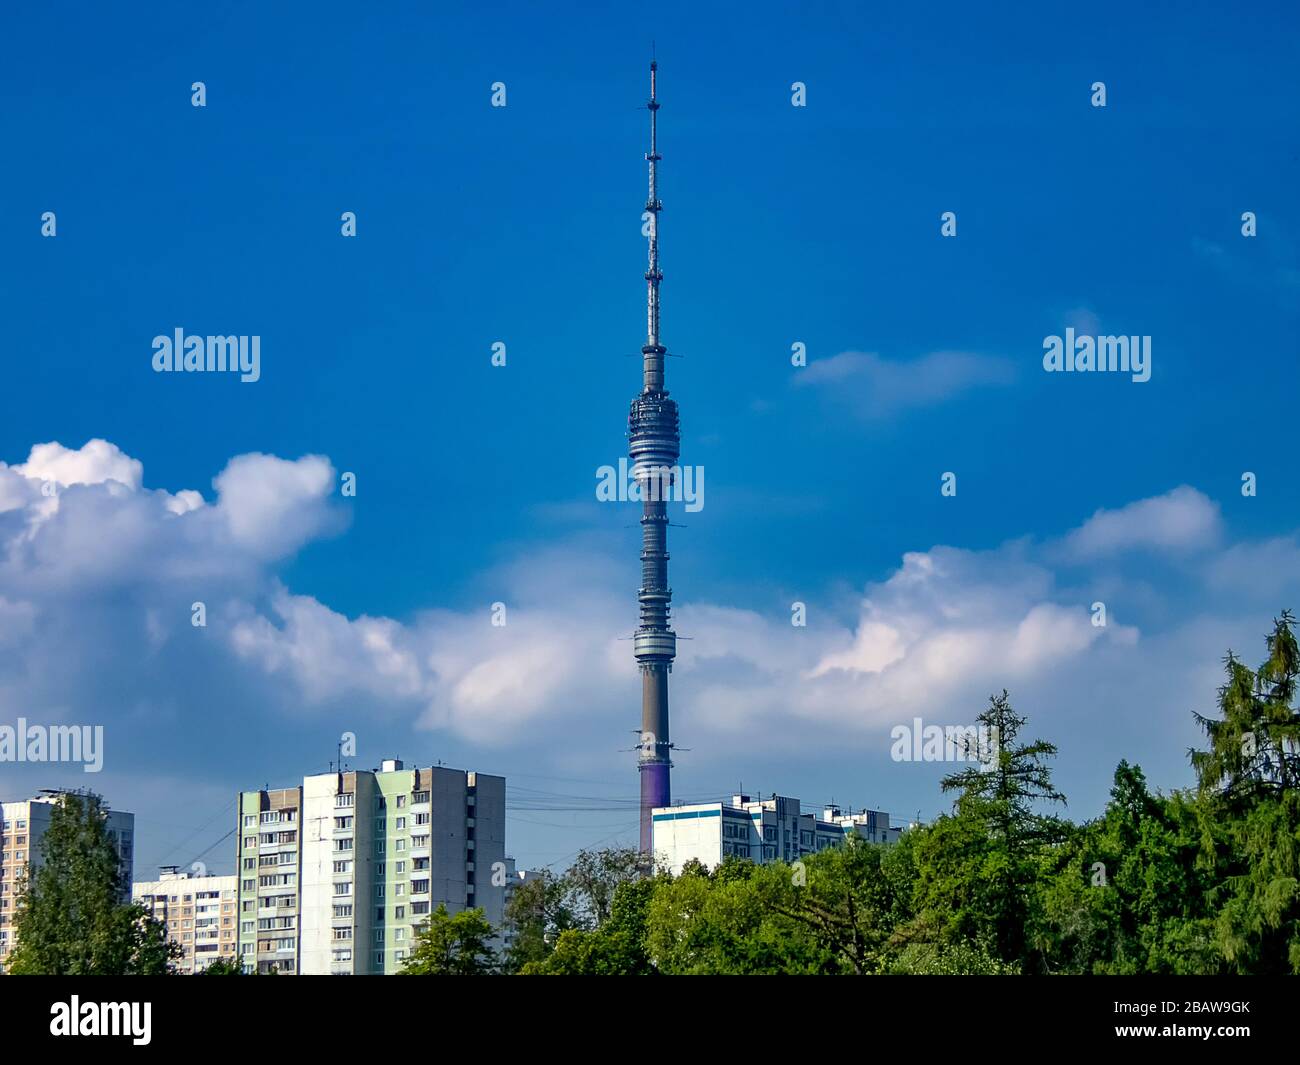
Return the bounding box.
[133,866,238,974]
[651,793,904,875]
[237,759,506,974]
[499,856,543,955]
[0,791,134,969]
[236,785,303,974]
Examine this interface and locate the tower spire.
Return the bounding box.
[644,58,664,389]
[629,57,680,854]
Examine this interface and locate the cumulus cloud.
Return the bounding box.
[1061,485,1222,559]
[795,350,1015,418]
[16,438,143,491]
[213,453,339,558]
[0,438,1295,805]
[671,546,1137,742]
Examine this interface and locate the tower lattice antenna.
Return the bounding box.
[644,59,664,387]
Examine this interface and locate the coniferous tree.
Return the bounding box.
[1190,613,1300,972]
[1191,611,1300,802]
[912,691,1066,969]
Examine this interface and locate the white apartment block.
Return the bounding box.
[133,866,239,974]
[0,791,134,969]
[651,793,903,875]
[237,758,507,974]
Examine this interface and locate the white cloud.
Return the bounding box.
[0,438,1295,806]
[16,438,143,491]
[1062,486,1222,559]
[795,350,1015,418]
[212,452,338,558]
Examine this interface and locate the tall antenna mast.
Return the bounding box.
[629,56,681,854]
[645,58,663,380]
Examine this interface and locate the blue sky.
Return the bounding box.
[1,0,1298,877]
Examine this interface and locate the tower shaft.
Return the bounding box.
[629,59,679,854]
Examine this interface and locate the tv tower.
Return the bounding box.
[629,57,680,854]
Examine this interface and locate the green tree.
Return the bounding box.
[647,857,834,974]
[1191,611,1300,801]
[523,878,657,975]
[400,905,497,975]
[7,792,179,975]
[911,691,1066,969]
[501,869,580,973]
[1190,613,1300,972]
[197,956,245,975]
[1040,763,1221,974]
[769,835,916,974]
[563,846,644,926]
